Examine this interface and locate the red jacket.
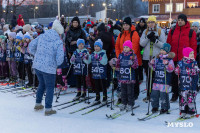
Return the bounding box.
[17,14,25,27]
[167,22,197,62]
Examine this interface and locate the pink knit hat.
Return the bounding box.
[182,47,194,58]
[123,40,132,50]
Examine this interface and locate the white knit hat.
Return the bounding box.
[24,32,31,39]
[16,31,24,40]
[52,19,64,34]
[8,32,16,39]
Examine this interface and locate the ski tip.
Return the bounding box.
[195,114,199,118]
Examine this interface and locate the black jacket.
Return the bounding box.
[65,25,86,53]
[136,23,147,37]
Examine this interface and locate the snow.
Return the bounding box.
[0,81,200,133]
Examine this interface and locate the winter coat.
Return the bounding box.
[28,29,64,74]
[136,23,147,37]
[167,22,197,62]
[10,15,17,28]
[116,51,138,84]
[17,14,25,27]
[140,27,166,61]
[175,57,199,91]
[116,25,142,65]
[65,25,86,53]
[88,50,108,79]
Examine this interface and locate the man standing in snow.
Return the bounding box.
[167,14,197,102]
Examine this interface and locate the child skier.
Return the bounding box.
[149,43,175,114]
[14,31,25,86]
[115,40,138,111]
[175,47,199,119]
[56,44,69,93]
[89,39,108,104]
[70,39,90,100]
[0,35,8,80]
[23,32,34,87]
[6,32,18,82]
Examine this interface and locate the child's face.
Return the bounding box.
[94,45,101,52]
[78,43,84,50]
[9,36,14,41]
[123,46,131,53]
[189,51,194,59]
[25,38,30,43]
[160,49,167,55]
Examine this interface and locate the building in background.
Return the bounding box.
[141,0,200,27]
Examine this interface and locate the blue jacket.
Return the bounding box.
[28,29,64,74]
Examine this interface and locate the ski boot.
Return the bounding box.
[102,96,107,104]
[34,104,44,110]
[93,96,101,105]
[160,109,169,114]
[45,109,57,116]
[119,104,126,111]
[126,105,133,112]
[179,113,186,119]
[80,92,86,100]
[73,92,81,100]
[151,108,159,113]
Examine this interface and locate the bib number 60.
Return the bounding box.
[120,68,130,75]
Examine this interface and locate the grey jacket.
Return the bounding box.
[140,28,166,60]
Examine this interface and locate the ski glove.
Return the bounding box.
[147,32,155,39]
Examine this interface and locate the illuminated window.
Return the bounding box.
[176,3,183,12]
[165,3,173,12]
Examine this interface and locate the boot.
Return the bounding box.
[179,113,186,118]
[170,94,178,102]
[80,92,86,100]
[102,96,107,104]
[119,104,126,111]
[45,109,57,116]
[184,113,194,119]
[34,104,44,110]
[126,105,133,112]
[116,98,122,105]
[93,96,101,105]
[151,108,158,113]
[160,109,169,114]
[73,92,81,100]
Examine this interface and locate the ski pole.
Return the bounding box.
[86,64,90,104]
[146,67,153,115]
[110,67,115,110]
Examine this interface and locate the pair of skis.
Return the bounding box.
[106,105,140,119]
[138,108,179,121]
[165,114,200,124]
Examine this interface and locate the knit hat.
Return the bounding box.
[192,22,199,28]
[116,20,121,25]
[52,19,64,35]
[147,15,156,22]
[0,35,6,40]
[77,39,85,47]
[123,40,132,50]
[16,31,23,40]
[161,43,171,53]
[71,16,80,25]
[86,21,92,27]
[24,32,31,39]
[94,39,103,49]
[89,28,94,34]
[123,17,132,27]
[182,47,194,58]
[23,24,32,32]
[8,32,16,39]
[178,14,187,23]
[35,24,43,30]
[139,18,146,23]
[97,23,105,32]
[48,22,53,28]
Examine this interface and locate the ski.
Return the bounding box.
[17,92,35,97]
[164,114,200,124]
[0,86,24,93]
[53,98,79,107]
[54,91,76,96]
[12,87,34,94]
[57,97,95,110]
[69,101,103,114]
[138,108,179,121]
[81,101,112,115]
[106,105,140,119]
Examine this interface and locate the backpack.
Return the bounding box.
[119,30,136,42]
[171,26,194,40]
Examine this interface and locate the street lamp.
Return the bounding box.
[34,6,39,19]
[76,11,78,16]
[102,3,107,19]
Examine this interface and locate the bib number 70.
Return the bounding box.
[181,76,191,83]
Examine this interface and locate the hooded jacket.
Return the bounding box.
[115,25,142,66]
[17,14,25,27]
[167,22,197,62]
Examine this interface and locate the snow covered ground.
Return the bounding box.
[0,81,200,133]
